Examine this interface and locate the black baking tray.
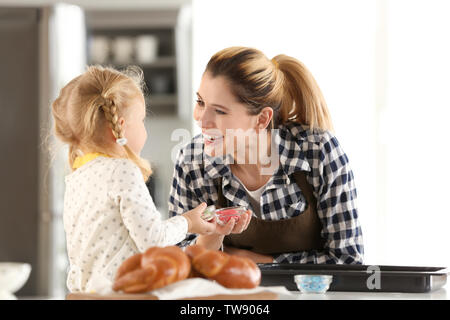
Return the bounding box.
[258,263,448,293]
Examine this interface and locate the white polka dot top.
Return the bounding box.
[63,156,188,293]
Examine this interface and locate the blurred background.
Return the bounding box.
[0,0,449,298]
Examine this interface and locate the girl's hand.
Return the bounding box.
[182,203,215,235]
[214,209,252,235]
[224,246,274,264]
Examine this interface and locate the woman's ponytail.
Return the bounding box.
[273,54,333,132]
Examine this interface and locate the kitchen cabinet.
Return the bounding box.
[0,7,40,297]
[86,11,179,115]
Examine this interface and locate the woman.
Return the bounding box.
[169,46,364,264]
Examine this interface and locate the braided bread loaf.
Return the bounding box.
[113,245,261,293]
[113,246,191,293]
[185,245,261,289]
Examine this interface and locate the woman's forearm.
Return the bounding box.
[196,234,224,250]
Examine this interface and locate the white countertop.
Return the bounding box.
[19,288,448,300]
[18,282,448,300]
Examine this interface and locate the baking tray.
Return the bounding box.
[258,263,448,293]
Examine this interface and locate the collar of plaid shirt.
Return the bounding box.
[201,123,313,209]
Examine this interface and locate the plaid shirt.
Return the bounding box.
[168,122,364,264]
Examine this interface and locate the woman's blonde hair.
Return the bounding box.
[205,46,333,132]
[51,65,152,180]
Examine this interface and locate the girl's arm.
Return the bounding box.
[168,149,203,247]
[109,159,188,251]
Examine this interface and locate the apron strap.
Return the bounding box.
[213,177,227,208]
[291,170,316,209]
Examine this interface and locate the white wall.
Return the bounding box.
[192,0,450,266]
[381,0,450,266]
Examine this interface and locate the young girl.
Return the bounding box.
[52,65,215,293]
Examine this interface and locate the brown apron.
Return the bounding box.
[215,171,326,255]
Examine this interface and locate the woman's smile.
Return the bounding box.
[203,132,224,146]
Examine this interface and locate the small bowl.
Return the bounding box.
[215,206,247,226]
[294,274,333,293]
[0,263,32,299]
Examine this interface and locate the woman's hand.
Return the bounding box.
[215,209,252,235]
[195,209,252,251]
[224,246,274,264]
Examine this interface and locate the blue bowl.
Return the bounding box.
[294,274,333,293]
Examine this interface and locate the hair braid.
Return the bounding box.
[101,98,123,140]
[99,94,152,180]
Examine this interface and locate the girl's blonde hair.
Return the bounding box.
[51,65,152,180]
[205,46,333,132]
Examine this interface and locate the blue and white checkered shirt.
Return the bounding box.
[168,122,364,264]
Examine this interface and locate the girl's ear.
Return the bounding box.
[119,117,126,137]
[256,107,273,130]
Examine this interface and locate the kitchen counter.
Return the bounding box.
[18,281,449,300]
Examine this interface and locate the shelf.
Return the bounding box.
[145,95,177,116]
[113,57,175,69]
[88,56,175,69]
[86,10,179,29]
[146,94,177,106]
[140,56,176,68]
[84,7,187,119]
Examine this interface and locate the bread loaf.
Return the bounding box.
[185,245,261,289]
[113,244,261,293]
[113,246,190,293]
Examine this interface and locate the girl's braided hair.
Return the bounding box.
[101,97,125,141]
